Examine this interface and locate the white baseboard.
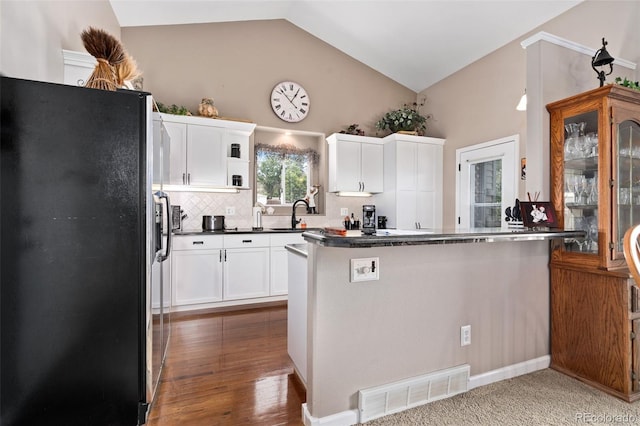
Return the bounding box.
[302,356,550,426]
[302,403,359,426]
[468,355,550,390]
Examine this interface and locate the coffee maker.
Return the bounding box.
[362,205,376,235]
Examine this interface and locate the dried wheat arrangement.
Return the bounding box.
[81,27,140,91]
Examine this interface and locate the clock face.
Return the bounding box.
[270,81,310,123]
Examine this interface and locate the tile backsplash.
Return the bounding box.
[169,191,376,231]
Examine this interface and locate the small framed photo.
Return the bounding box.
[520,201,558,228]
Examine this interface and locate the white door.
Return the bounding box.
[172,250,223,305]
[417,143,440,192]
[335,140,362,192]
[396,142,417,191]
[395,190,417,229]
[456,135,518,229]
[186,124,226,186]
[270,246,289,296]
[164,122,187,185]
[416,191,437,229]
[360,143,383,192]
[224,248,270,300]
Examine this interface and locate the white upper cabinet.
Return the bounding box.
[376,134,445,230]
[327,133,384,193]
[158,113,256,190]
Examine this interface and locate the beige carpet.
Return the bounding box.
[362,369,640,425]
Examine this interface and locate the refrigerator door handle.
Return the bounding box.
[155,191,172,262]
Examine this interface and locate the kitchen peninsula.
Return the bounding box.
[290,227,583,425]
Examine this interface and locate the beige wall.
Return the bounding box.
[0,0,120,83]
[420,0,639,228]
[121,20,416,137]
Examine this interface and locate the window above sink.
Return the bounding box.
[253,126,327,216]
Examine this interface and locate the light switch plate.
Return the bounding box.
[225,206,235,215]
[350,257,379,282]
[340,208,349,216]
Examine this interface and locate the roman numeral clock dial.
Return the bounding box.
[270,81,310,123]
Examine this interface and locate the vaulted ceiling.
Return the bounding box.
[109,0,582,92]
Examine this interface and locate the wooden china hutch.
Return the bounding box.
[547,84,640,401]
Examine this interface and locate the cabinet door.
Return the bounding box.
[396,190,418,230]
[164,122,187,185]
[416,191,438,229]
[613,109,640,262]
[224,248,270,300]
[396,142,417,191]
[172,249,223,305]
[417,143,441,192]
[270,246,289,295]
[334,140,362,192]
[186,124,226,186]
[361,142,383,193]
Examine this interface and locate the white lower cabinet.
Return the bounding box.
[270,233,305,296]
[223,234,270,300]
[173,233,300,310]
[171,235,224,306]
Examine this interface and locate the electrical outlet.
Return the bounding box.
[461,325,471,346]
[225,206,235,216]
[350,257,379,282]
[340,208,349,216]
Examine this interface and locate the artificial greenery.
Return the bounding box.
[339,124,365,136]
[155,101,191,115]
[375,101,429,136]
[615,77,640,91]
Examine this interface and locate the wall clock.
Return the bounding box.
[270,81,310,123]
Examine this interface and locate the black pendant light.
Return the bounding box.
[591,37,614,87]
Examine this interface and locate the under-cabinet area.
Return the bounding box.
[171,232,305,311]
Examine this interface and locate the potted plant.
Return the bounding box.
[339,123,365,136]
[375,101,429,136]
[615,77,640,91]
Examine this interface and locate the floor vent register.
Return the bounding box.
[358,364,470,422]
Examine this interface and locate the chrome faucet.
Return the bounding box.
[291,199,309,229]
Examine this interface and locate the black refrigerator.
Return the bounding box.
[1,76,169,425]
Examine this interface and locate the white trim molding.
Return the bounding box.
[302,404,359,426]
[62,49,96,68]
[521,31,636,70]
[468,355,551,390]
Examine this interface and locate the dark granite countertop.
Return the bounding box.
[173,227,321,236]
[301,228,586,248]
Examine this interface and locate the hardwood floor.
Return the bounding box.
[146,305,306,426]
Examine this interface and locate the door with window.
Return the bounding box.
[457,136,518,229]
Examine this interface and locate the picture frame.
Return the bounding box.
[519,201,558,228]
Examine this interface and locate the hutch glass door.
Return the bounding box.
[563,110,599,253]
[616,119,640,254]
